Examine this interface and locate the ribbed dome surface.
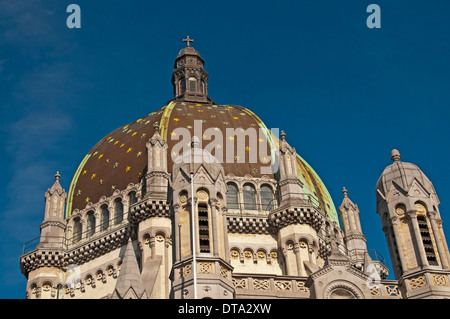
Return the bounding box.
[66,101,338,223]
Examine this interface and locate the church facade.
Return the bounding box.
[20,39,450,299]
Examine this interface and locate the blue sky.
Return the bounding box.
[1,0,450,298]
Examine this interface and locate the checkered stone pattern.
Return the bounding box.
[227,216,272,234]
[268,207,324,232]
[130,199,171,222]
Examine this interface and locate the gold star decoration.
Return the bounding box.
[85,197,90,203]
[111,185,116,191]
[127,147,132,153]
[114,141,119,145]
[91,173,96,179]
[125,166,131,172]
[137,151,142,157]
[98,154,103,159]
[82,170,87,175]
[132,132,137,136]
[174,118,180,121]
[113,162,118,168]
[141,133,146,138]
[76,189,82,196]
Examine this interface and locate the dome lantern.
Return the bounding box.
[171,36,212,104]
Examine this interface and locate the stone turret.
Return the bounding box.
[339,187,368,270]
[376,149,450,298]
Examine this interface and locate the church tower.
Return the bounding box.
[22,172,67,299]
[170,138,234,299]
[269,131,324,276]
[376,149,450,298]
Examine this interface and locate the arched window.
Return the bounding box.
[128,191,137,205]
[179,78,186,95]
[73,217,82,243]
[260,184,274,211]
[226,183,239,209]
[189,77,197,92]
[243,183,257,210]
[114,198,124,225]
[101,205,110,231]
[87,211,95,237]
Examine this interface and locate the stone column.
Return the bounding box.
[173,204,181,263]
[429,215,449,269]
[389,217,408,274]
[294,243,303,276]
[407,210,428,268]
[210,199,219,256]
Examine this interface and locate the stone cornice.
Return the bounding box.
[20,225,130,277]
[40,220,66,231]
[227,215,274,235]
[130,199,171,223]
[268,206,324,232]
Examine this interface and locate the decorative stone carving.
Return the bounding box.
[431,274,448,286]
[233,278,247,289]
[253,279,270,290]
[409,275,426,290]
[230,250,239,259]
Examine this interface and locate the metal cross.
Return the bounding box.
[183,36,194,47]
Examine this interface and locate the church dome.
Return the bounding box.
[376,149,438,199]
[66,40,339,224]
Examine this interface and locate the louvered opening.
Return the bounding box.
[198,204,210,253]
[418,216,438,266]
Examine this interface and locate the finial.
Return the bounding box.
[55,171,60,182]
[191,136,200,149]
[153,121,160,134]
[183,36,194,47]
[280,130,286,142]
[391,149,401,162]
[342,187,348,197]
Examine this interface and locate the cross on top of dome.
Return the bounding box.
[183,36,194,47]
